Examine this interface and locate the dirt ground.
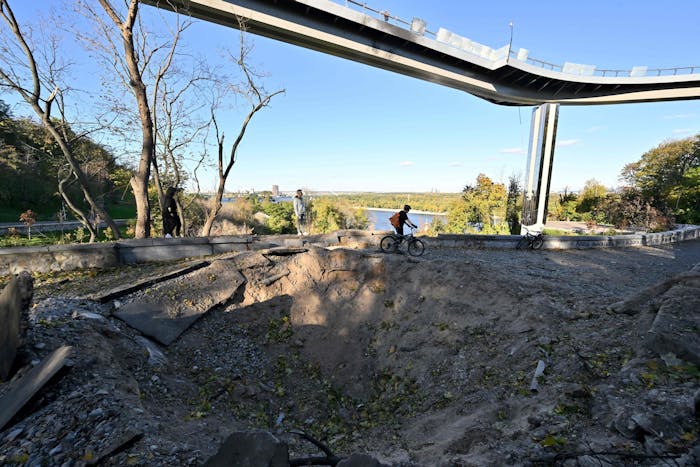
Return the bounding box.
[2,238,700,466]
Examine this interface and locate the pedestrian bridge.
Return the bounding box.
[148,0,700,106]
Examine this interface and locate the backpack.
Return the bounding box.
[389,211,401,228]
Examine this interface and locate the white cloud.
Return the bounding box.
[399,161,414,167]
[499,147,524,154]
[672,128,695,134]
[585,125,605,133]
[663,114,695,120]
[448,162,464,167]
[556,139,581,148]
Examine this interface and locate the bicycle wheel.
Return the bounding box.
[380,235,398,253]
[516,236,529,250]
[407,238,425,257]
[531,235,544,250]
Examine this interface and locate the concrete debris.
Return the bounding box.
[0,272,33,381]
[0,346,72,431]
[112,260,246,345]
[1,242,699,465]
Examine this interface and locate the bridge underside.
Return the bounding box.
[147,0,700,106]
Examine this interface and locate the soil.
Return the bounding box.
[2,238,700,466]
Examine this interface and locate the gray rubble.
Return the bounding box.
[0,241,698,465]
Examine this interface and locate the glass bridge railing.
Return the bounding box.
[337,0,699,78]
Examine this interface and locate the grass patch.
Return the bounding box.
[542,228,576,236]
[0,225,132,248]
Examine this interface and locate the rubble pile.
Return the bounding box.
[1,241,699,465]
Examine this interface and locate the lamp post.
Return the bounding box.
[508,21,514,59]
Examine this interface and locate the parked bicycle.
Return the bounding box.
[516,227,544,250]
[380,227,425,257]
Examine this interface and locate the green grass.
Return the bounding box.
[542,228,577,236]
[107,203,137,219]
[0,225,131,248]
[0,202,135,223]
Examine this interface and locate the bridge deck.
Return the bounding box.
[146,0,700,106]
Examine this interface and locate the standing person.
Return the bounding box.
[163,187,181,238]
[293,189,307,235]
[389,204,418,236]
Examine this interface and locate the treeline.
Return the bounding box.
[0,101,134,222]
[548,136,700,229]
[231,132,700,237]
[187,194,370,236]
[436,135,700,235]
[334,193,461,213]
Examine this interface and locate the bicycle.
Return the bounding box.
[516,227,544,250]
[380,227,425,257]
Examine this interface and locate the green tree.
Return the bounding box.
[310,197,369,233]
[453,174,507,233]
[575,178,609,223]
[621,136,699,223]
[601,187,673,232]
[262,200,294,234]
[505,174,521,234]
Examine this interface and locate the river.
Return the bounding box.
[363,208,447,231]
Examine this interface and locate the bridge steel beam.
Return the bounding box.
[522,103,559,232]
[145,0,700,106]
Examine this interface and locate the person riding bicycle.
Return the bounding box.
[390,205,418,236]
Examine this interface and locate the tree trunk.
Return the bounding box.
[99,0,154,238]
[43,116,120,240]
[201,192,223,237]
[130,174,151,238]
[58,175,98,242]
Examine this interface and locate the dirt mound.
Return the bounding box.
[1,241,700,465]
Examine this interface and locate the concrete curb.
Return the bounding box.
[1,226,698,275]
[432,224,700,250]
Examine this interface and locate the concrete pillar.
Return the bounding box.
[521,103,559,231]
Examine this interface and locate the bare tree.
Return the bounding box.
[201,22,284,237]
[78,0,217,238]
[84,0,155,238]
[151,57,215,236]
[0,0,121,241]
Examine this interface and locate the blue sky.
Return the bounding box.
[4,0,700,194]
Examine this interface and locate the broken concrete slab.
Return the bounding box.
[338,453,388,467]
[86,429,143,465]
[645,283,700,366]
[609,269,700,315]
[262,269,290,286]
[261,246,309,257]
[0,272,34,381]
[113,260,246,345]
[204,431,288,467]
[0,345,72,431]
[227,251,273,270]
[85,260,210,303]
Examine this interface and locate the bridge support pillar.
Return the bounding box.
[521,103,559,232]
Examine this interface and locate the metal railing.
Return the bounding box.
[338,0,699,78]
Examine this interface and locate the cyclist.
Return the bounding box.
[391,204,418,236]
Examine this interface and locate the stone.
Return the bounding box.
[645,284,700,366]
[630,412,682,440]
[0,272,34,381]
[204,431,288,467]
[337,453,387,466]
[0,346,72,431]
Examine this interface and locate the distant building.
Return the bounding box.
[272,185,279,197]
